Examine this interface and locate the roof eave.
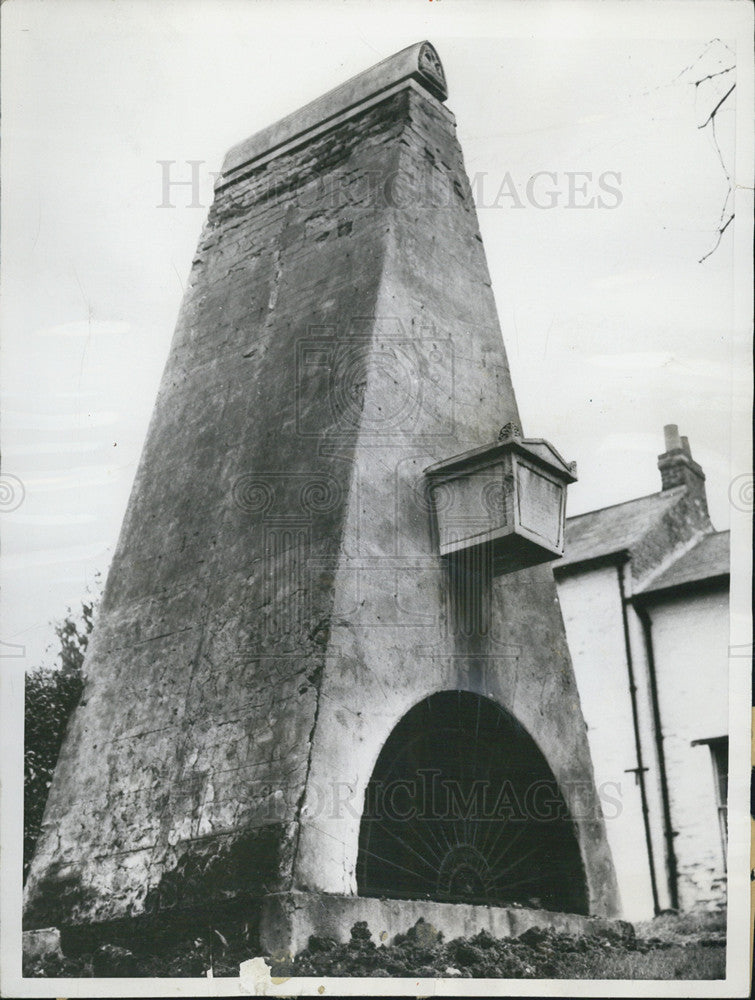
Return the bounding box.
[552,549,630,578]
[631,572,730,604]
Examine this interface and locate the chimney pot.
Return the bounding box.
[663,424,681,451]
[657,424,707,515]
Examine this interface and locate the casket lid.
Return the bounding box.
[424,430,578,484]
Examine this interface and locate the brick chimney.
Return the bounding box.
[657,424,708,513]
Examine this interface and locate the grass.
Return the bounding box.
[549,943,725,980]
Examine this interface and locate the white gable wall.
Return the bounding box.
[555,564,668,920]
[633,587,729,911]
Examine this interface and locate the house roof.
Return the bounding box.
[557,486,687,569]
[636,530,730,595]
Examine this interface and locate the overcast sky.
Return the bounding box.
[1,0,752,671]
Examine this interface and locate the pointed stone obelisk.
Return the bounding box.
[24,42,619,955]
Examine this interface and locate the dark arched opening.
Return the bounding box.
[357,690,588,914]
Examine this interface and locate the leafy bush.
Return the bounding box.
[24,597,96,879]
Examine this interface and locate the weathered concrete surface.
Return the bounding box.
[24,42,619,938]
[258,892,630,957]
[21,928,62,964]
[289,81,619,917]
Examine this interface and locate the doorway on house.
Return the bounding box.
[357,690,588,914]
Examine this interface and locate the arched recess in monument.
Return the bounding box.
[357,690,588,914]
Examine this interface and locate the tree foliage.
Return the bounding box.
[24,597,97,879]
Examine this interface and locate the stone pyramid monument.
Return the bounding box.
[24,42,619,957]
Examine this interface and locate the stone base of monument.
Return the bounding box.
[21,927,64,964]
[21,897,633,974]
[259,892,630,957]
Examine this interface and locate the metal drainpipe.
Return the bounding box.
[634,601,680,911]
[616,561,661,916]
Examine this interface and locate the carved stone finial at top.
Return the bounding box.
[498,421,522,442]
[417,42,448,101]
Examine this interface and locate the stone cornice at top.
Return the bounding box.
[217,41,448,189]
